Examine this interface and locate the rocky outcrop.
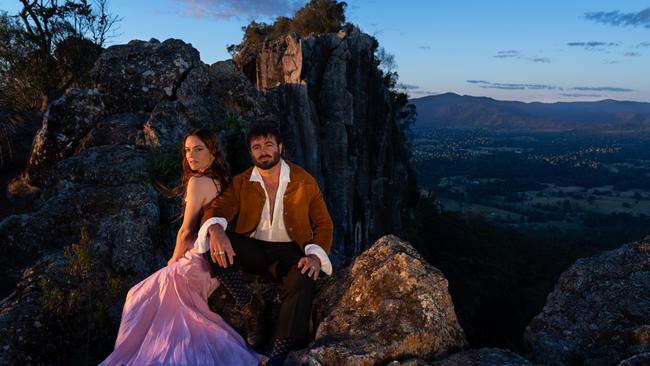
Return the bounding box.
[1,31,418,364]
[20,88,106,188]
[234,28,417,258]
[175,61,272,129]
[524,237,650,366]
[0,250,130,365]
[0,146,160,300]
[0,39,209,364]
[91,38,201,114]
[0,254,69,365]
[285,235,467,365]
[78,112,148,150]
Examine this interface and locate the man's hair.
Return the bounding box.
[246,123,283,147]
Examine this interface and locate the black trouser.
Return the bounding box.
[205,231,316,342]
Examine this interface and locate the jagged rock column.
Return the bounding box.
[235,28,417,258]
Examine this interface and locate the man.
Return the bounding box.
[195,123,333,365]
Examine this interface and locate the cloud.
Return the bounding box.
[493,50,521,58]
[408,90,439,96]
[177,0,304,20]
[624,52,641,57]
[567,41,620,51]
[467,80,558,90]
[638,42,650,48]
[418,45,431,50]
[493,50,551,63]
[584,7,650,28]
[567,41,619,47]
[530,57,551,63]
[394,83,439,97]
[560,93,602,98]
[603,59,621,64]
[571,86,634,92]
[397,83,420,90]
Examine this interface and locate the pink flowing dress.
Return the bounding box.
[100,248,262,366]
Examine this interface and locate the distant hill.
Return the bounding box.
[410,93,650,131]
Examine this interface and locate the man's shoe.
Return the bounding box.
[241,294,265,347]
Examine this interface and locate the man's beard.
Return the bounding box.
[253,151,281,170]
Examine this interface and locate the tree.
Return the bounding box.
[290,0,346,36]
[0,11,41,110]
[1,0,120,112]
[227,0,346,56]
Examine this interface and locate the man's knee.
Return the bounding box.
[283,266,317,295]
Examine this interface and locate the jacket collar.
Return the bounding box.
[249,159,291,185]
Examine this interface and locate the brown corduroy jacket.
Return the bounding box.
[200,161,333,252]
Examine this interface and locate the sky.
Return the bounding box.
[3,0,649,103]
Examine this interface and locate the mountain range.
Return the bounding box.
[409,93,650,131]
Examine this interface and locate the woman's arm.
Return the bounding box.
[168,177,213,265]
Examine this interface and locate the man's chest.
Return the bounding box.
[262,179,280,208]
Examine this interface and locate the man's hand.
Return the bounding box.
[297,254,321,280]
[208,224,236,268]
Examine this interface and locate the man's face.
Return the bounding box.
[249,135,282,170]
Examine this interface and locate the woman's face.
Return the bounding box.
[185,135,215,173]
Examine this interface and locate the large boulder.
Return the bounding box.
[143,100,192,150]
[524,237,650,365]
[175,60,273,128]
[77,112,148,151]
[206,61,272,123]
[91,38,201,114]
[49,144,150,186]
[20,88,105,188]
[286,235,467,365]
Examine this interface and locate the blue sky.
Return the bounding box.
[3,0,649,102]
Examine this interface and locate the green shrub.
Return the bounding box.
[35,227,128,365]
[146,147,181,189]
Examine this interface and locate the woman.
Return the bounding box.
[100,128,263,366]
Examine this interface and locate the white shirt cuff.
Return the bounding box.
[304,244,332,275]
[194,217,228,253]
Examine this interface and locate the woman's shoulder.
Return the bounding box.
[187,174,220,194]
[188,173,211,183]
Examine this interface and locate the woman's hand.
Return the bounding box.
[167,254,183,266]
[167,239,194,266]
